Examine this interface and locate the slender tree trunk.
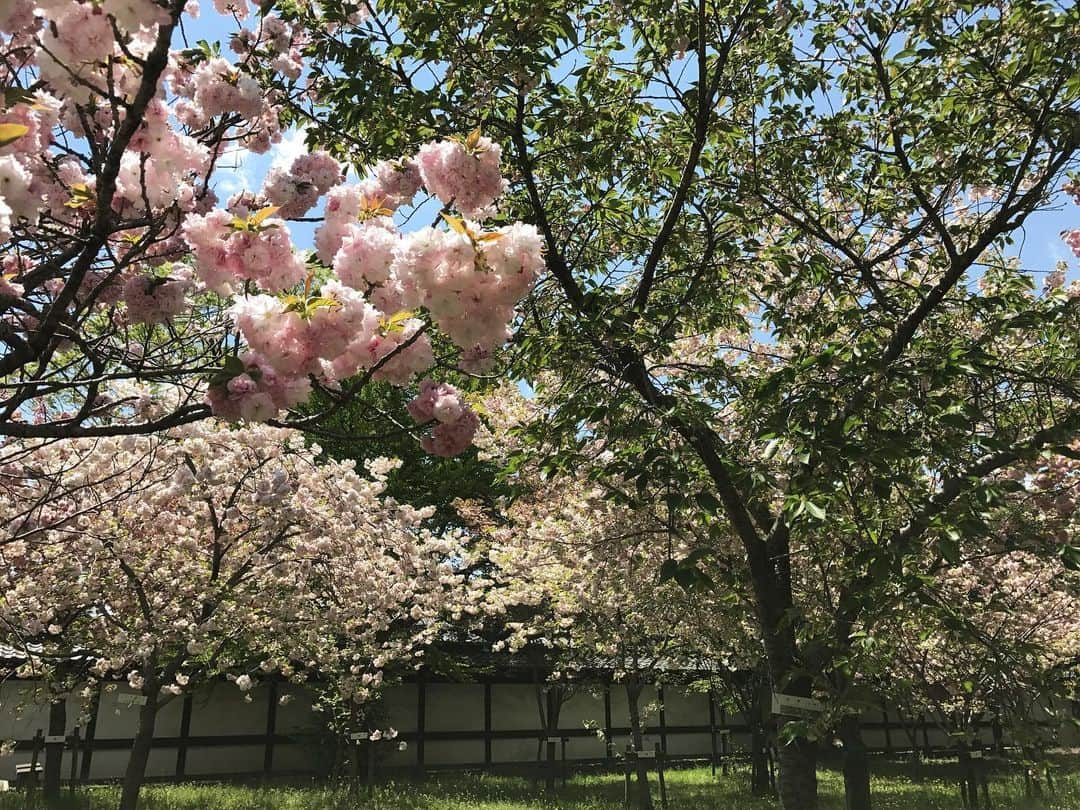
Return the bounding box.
[625,677,653,810]
[750,722,772,794]
[838,714,872,810]
[118,682,160,810]
[957,743,979,809]
[43,696,66,800]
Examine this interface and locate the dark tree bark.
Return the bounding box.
[42,696,66,800]
[776,735,819,810]
[625,677,654,810]
[751,722,772,795]
[956,743,980,809]
[118,680,160,810]
[839,714,872,810]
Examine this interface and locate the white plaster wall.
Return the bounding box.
[557,688,605,731]
[491,684,540,731]
[424,739,484,766]
[377,682,418,733]
[187,681,267,736]
[424,683,483,732]
[492,737,538,763]
[5,678,1062,780]
[184,744,263,775]
[661,688,709,727]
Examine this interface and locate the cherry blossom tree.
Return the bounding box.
[462,391,750,809]
[0,417,475,810]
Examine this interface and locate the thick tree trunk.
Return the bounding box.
[776,733,818,810]
[43,696,66,800]
[625,678,654,810]
[678,428,818,808]
[118,683,160,810]
[839,714,872,810]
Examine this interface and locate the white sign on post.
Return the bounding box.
[770,692,825,719]
[637,749,656,759]
[117,694,148,707]
[45,735,66,744]
[349,732,369,741]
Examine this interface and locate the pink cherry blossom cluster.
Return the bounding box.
[416,135,506,218]
[204,353,312,422]
[1064,228,1080,259]
[194,138,540,451]
[374,158,424,207]
[230,13,306,80]
[122,272,194,325]
[407,379,480,457]
[182,209,306,293]
[396,221,546,353]
[262,150,343,218]
[230,282,377,378]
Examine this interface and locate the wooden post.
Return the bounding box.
[416,679,426,777]
[545,689,557,793]
[484,682,493,770]
[29,728,44,793]
[43,697,66,799]
[720,707,729,775]
[708,692,717,777]
[68,727,80,794]
[655,742,668,810]
[80,684,101,782]
[545,737,557,793]
[366,739,375,795]
[882,705,894,755]
[624,744,633,808]
[263,680,278,777]
[349,736,360,795]
[604,683,614,761]
[561,736,568,788]
[657,684,667,754]
[175,693,193,779]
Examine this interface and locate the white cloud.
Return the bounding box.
[269,126,309,172]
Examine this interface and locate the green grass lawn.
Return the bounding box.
[4,760,1079,809]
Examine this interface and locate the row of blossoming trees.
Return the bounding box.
[2,1,1080,810]
[3,388,1079,809]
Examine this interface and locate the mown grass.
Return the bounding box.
[3,759,1079,809]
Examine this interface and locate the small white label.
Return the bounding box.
[117,694,148,707]
[45,735,66,744]
[545,736,561,744]
[637,749,656,759]
[771,692,825,718]
[716,729,731,736]
[349,732,369,741]
[971,751,984,760]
